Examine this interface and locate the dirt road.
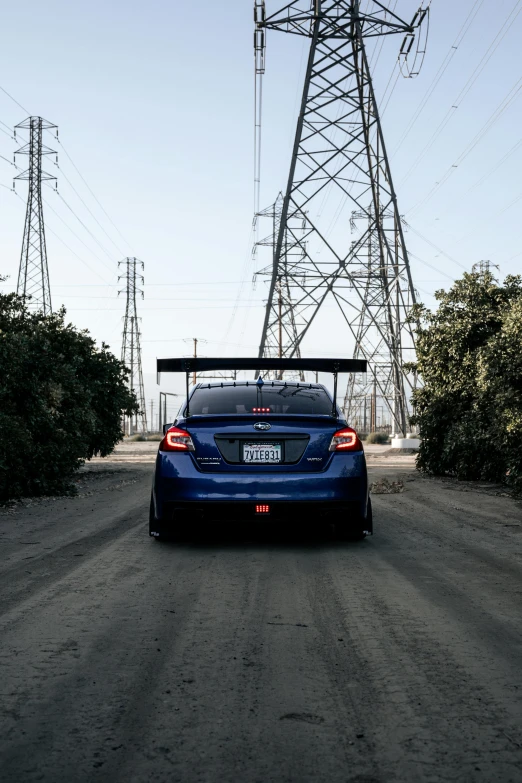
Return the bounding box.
[1,448,522,782]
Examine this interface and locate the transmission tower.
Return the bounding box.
[472,260,499,277]
[255,1,428,435]
[254,193,305,380]
[342,205,409,430]
[14,117,58,315]
[119,258,147,435]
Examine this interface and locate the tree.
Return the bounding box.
[0,284,139,500]
[409,271,522,491]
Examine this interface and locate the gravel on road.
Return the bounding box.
[1,456,522,783]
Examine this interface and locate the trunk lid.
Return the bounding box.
[175,414,341,473]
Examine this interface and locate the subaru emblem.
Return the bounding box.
[254,422,271,431]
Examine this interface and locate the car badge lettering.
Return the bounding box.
[254,422,271,431]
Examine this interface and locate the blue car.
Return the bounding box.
[150,358,371,541]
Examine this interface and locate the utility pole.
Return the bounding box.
[255,1,428,435]
[159,392,180,432]
[184,337,237,382]
[150,399,154,433]
[14,117,58,315]
[119,258,147,435]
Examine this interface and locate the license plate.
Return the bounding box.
[243,442,282,463]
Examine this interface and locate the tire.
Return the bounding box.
[336,497,373,541]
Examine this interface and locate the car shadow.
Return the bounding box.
[158,522,371,550]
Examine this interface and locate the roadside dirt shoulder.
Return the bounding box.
[0,463,152,618]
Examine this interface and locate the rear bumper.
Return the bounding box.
[160,500,362,523]
[153,451,368,519]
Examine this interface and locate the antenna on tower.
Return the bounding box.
[14,116,58,315]
[118,258,147,435]
[255,0,428,436]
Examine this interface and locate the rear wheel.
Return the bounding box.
[336,497,373,541]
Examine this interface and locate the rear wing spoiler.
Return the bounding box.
[156,358,366,374]
[156,357,367,418]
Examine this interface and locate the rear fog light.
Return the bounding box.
[255,504,270,514]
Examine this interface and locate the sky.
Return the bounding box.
[1,0,521,426]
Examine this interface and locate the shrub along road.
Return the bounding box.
[1,453,521,783]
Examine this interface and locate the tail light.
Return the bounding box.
[329,427,362,452]
[160,426,195,452]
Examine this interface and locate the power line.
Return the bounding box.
[399,0,522,187]
[2,81,133,257]
[41,191,118,276]
[408,251,458,281]
[63,304,266,312]
[45,224,114,285]
[56,139,133,250]
[468,136,522,192]
[0,85,29,114]
[56,191,117,262]
[3,280,249,288]
[0,117,14,133]
[422,135,522,226]
[11,189,113,285]
[407,223,469,271]
[2,118,125,278]
[57,166,126,256]
[0,153,15,167]
[408,73,522,215]
[40,295,259,301]
[392,0,485,157]
[452,185,522,246]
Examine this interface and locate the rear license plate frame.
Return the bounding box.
[242,442,282,464]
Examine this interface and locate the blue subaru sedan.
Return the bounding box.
[150,359,371,541]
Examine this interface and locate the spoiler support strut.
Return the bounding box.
[185,371,191,418]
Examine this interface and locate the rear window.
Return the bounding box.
[188,384,332,415]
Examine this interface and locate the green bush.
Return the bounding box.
[0,286,138,500]
[409,272,522,491]
[366,432,390,445]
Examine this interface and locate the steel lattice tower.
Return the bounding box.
[341,205,413,431]
[119,258,147,435]
[14,117,58,315]
[256,1,425,435]
[254,193,305,380]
